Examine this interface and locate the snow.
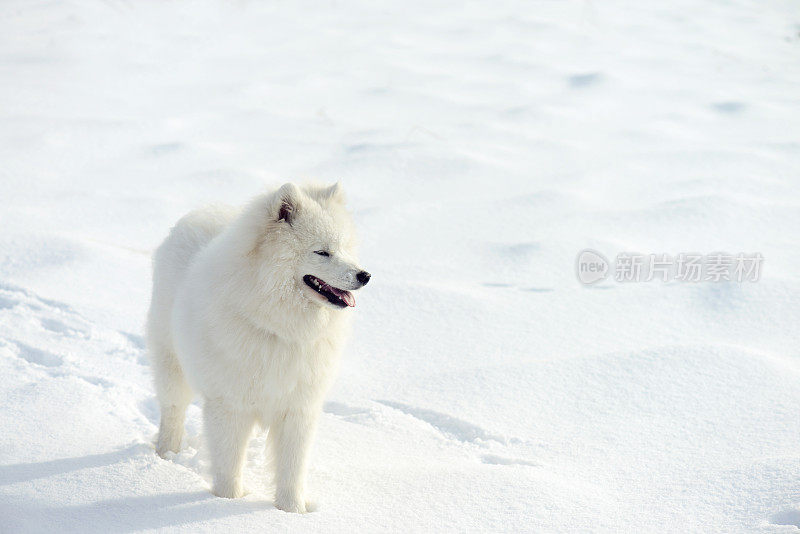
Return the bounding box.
[1,0,800,531]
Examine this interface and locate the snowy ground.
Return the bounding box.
[2,0,800,532]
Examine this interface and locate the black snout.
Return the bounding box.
[356,271,371,286]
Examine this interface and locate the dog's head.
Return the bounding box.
[263,182,370,309]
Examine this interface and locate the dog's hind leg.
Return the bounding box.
[152,346,193,458]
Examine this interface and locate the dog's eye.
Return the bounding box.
[314,250,330,257]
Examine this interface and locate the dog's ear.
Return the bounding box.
[275,183,301,225]
[322,182,346,205]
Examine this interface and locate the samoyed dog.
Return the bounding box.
[146,182,370,513]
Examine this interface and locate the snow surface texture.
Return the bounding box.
[1,0,800,532]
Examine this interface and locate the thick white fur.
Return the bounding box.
[146,182,365,513]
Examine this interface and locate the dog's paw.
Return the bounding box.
[212,477,245,499]
[274,494,308,514]
[155,442,179,459]
[155,433,182,458]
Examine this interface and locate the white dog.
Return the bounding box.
[146,182,369,513]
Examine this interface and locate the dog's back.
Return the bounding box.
[147,205,236,351]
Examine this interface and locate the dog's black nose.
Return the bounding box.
[356,271,371,286]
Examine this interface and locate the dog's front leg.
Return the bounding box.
[272,408,319,513]
[204,397,255,499]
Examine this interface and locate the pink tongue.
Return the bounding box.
[328,285,356,307]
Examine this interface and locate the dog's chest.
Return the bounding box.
[238,333,340,407]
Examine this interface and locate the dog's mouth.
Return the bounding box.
[303,275,355,308]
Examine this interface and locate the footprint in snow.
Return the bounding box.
[11,340,63,368]
[568,72,602,88]
[481,454,540,467]
[323,401,376,424]
[0,282,79,316]
[40,317,89,338]
[771,509,800,528]
[711,101,746,114]
[0,295,17,310]
[0,284,144,393]
[119,331,146,350]
[375,399,508,445]
[497,242,540,259]
[325,400,539,469]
